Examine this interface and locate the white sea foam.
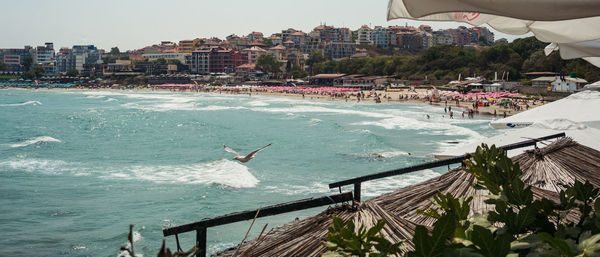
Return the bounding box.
[86,95,105,99]
[8,136,62,148]
[0,158,71,174]
[0,100,42,107]
[252,105,390,118]
[309,118,322,123]
[247,100,269,107]
[115,159,259,188]
[362,169,441,197]
[264,182,330,195]
[105,98,118,102]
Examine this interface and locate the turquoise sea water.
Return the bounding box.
[0,89,500,256]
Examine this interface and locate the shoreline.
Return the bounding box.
[2,85,536,117]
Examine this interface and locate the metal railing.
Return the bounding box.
[163,192,353,257]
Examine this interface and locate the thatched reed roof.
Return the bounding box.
[214,138,600,256]
[515,138,600,192]
[215,202,418,257]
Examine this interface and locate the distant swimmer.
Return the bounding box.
[224,143,272,163]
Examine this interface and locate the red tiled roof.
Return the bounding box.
[269,45,286,50]
[283,40,295,44]
[290,32,306,36]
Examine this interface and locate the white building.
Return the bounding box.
[532,76,588,92]
[551,77,588,92]
[142,53,189,63]
[357,25,373,45]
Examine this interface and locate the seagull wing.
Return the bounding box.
[245,143,272,159]
[224,145,242,156]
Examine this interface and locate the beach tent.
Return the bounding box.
[436,119,600,159]
[387,0,600,66]
[489,90,600,129]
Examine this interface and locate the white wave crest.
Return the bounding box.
[105,98,118,102]
[379,150,411,158]
[0,100,42,107]
[116,159,259,188]
[247,100,269,107]
[9,136,62,148]
[252,105,390,118]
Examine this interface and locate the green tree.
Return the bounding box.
[23,65,45,79]
[22,56,33,71]
[66,69,79,77]
[256,54,282,74]
[306,50,326,67]
[291,66,308,79]
[0,61,7,71]
[110,47,120,55]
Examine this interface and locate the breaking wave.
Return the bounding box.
[111,159,259,188]
[8,136,62,148]
[0,100,42,106]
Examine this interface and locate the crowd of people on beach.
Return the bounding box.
[2,82,543,117]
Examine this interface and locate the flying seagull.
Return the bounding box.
[224,143,272,163]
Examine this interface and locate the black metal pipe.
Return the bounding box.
[163,192,353,236]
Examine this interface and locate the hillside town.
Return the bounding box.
[0,24,496,75]
[0,23,597,94]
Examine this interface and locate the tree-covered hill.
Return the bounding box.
[308,37,600,83]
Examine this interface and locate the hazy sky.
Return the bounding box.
[1,0,529,51]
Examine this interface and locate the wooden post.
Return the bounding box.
[354,183,361,202]
[196,227,206,257]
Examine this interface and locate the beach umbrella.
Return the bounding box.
[544,40,600,67]
[387,0,600,66]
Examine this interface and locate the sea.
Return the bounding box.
[0,88,500,256]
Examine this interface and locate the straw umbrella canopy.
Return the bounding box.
[387,0,600,66]
[215,202,419,257]
[515,138,600,192]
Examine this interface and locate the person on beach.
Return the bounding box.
[444,107,447,113]
[426,114,430,119]
[449,111,453,119]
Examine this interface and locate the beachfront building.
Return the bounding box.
[241,46,268,65]
[336,75,389,89]
[268,45,287,61]
[323,42,356,60]
[357,25,374,45]
[190,50,210,74]
[142,53,189,64]
[396,32,423,50]
[0,46,34,71]
[178,39,199,53]
[432,31,454,46]
[190,47,246,74]
[532,76,588,92]
[370,26,390,48]
[308,73,346,86]
[34,43,55,65]
[312,25,351,43]
[247,32,264,42]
